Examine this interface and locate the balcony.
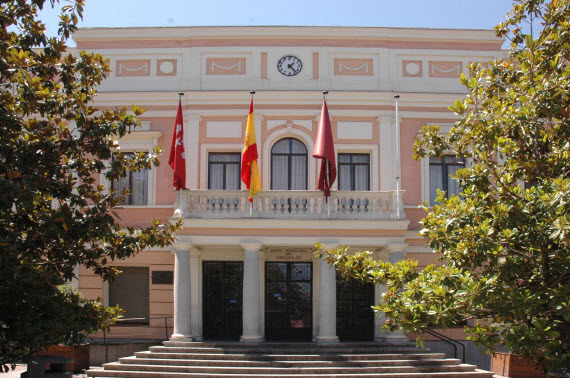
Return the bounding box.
[175,190,405,221]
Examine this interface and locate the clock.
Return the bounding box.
[277,55,302,76]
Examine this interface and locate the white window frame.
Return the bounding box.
[420,123,459,205]
[100,130,162,206]
[335,144,378,191]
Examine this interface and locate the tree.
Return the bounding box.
[0,1,178,370]
[317,0,570,371]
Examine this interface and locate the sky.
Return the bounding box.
[38,0,517,47]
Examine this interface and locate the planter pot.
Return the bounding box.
[491,352,547,378]
[36,345,89,373]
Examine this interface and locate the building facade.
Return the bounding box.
[71,26,504,345]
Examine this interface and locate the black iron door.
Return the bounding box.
[265,262,312,341]
[202,261,243,340]
[336,271,375,341]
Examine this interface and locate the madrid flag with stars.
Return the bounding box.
[169,98,186,190]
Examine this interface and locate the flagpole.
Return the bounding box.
[177,92,184,216]
[394,94,401,220]
[249,90,255,218]
[323,91,331,219]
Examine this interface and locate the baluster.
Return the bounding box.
[363,198,370,214]
[316,197,323,215]
[355,198,361,214]
[263,196,270,215]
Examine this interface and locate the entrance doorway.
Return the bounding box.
[265,262,312,341]
[336,271,375,341]
[202,261,243,340]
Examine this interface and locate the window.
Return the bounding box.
[208,152,241,190]
[111,152,148,205]
[338,153,370,191]
[271,138,307,190]
[429,156,465,206]
[108,267,149,324]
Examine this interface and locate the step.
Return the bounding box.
[149,346,431,354]
[163,341,415,348]
[103,361,479,374]
[134,351,446,361]
[87,369,495,377]
[119,356,460,368]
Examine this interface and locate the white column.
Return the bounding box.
[171,245,193,341]
[382,243,410,345]
[240,243,263,342]
[316,244,339,343]
[189,247,202,341]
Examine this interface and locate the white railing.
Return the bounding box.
[175,190,405,220]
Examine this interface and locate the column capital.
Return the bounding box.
[318,243,339,251]
[376,114,394,124]
[386,243,407,253]
[241,242,262,251]
[189,247,201,258]
[171,242,195,254]
[184,114,202,123]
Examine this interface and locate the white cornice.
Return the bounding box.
[176,235,408,247]
[172,217,410,230]
[73,26,502,45]
[92,91,465,108]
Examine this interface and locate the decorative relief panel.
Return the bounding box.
[206,58,246,75]
[429,61,463,78]
[334,58,373,76]
[337,122,373,140]
[206,121,243,138]
[157,59,177,76]
[267,120,286,130]
[115,60,151,77]
[402,60,423,77]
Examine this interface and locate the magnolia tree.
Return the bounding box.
[317,0,570,371]
[0,0,178,370]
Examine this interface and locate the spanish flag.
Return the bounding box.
[241,98,262,202]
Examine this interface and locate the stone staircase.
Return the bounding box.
[87,341,494,377]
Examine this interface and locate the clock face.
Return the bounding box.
[277,55,302,76]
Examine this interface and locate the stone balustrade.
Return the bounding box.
[177,190,405,220]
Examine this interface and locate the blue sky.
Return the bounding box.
[38,0,516,46]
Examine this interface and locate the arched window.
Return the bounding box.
[271,138,308,190]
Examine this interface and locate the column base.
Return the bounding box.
[170,334,194,341]
[315,336,340,343]
[240,335,263,343]
[383,332,411,345]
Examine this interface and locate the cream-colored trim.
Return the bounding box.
[420,123,454,204]
[335,143,379,191]
[101,134,160,205]
[74,26,502,45]
[177,235,407,248]
[176,217,409,230]
[262,128,316,191]
[199,143,243,190]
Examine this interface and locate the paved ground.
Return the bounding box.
[1,364,102,377]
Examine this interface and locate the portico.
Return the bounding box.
[168,206,409,343]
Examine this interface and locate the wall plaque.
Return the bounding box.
[265,247,314,261]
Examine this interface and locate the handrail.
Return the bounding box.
[422,328,465,363]
[99,316,173,363]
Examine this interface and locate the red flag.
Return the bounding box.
[169,99,186,190]
[313,98,336,197]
